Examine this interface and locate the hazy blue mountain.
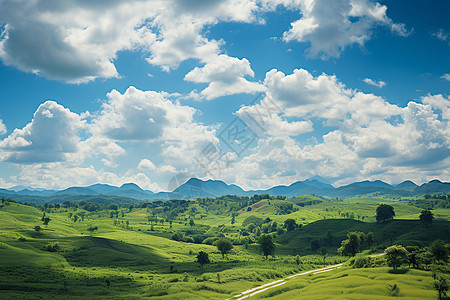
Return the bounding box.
[414,180,450,194]
[1,178,449,202]
[107,183,154,200]
[394,180,418,190]
[88,183,119,194]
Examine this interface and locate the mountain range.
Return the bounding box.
[0,177,449,203]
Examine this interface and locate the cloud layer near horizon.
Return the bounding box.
[1,70,448,190]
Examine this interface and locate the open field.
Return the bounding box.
[0,194,449,299]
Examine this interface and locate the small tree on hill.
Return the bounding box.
[283,219,298,232]
[376,204,395,223]
[43,217,51,225]
[338,232,361,256]
[214,238,233,259]
[34,225,41,232]
[430,240,449,263]
[196,251,210,268]
[419,210,434,224]
[87,226,98,235]
[189,219,195,227]
[258,234,275,259]
[434,275,449,300]
[385,245,408,270]
[319,247,328,263]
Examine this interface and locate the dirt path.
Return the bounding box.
[229,253,385,300]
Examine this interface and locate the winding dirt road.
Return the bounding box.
[229,253,385,300]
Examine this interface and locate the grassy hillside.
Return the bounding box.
[250,267,441,299]
[0,195,448,299]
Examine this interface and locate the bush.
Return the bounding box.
[351,255,372,268]
[47,242,60,252]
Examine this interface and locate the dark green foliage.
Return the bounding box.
[283,219,298,231]
[258,234,275,259]
[34,225,41,232]
[242,215,264,227]
[46,242,60,252]
[196,251,210,268]
[338,232,362,256]
[376,204,395,223]
[351,255,372,268]
[87,226,98,234]
[310,240,320,251]
[430,240,449,262]
[214,238,233,258]
[43,217,51,225]
[385,245,408,270]
[434,275,449,300]
[419,210,434,224]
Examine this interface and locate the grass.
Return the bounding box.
[0,196,448,299]
[251,267,447,299]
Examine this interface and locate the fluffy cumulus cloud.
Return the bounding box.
[221,69,449,188]
[281,0,411,58]
[441,74,450,81]
[0,0,410,99]
[13,163,162,191]
[184,55,265,100]
[0,86,219,189]
[0,0,261,98]
[0,101,86,163]
[92,86,218,168]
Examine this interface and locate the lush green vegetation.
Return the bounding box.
[0,194,449,299]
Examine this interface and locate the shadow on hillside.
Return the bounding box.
[62,236,242,275]
[63,236,169,268]
[387,269,409,274]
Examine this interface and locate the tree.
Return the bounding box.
[365,232,375,248]
[338,232,361,256]
[196,251,210,268]
[214,238,233,258]
[434,275,449,300]
[385,245,408,270]
[189,219,195,227]
[34,225,41,232]
[430,240,449,262]
[258,234,275,259]
[87,226,98,235]
[283,219,298,232]
[376,204,395,223]
[318,247,328,263]
[419,210,434,224]
[43,217,51,225]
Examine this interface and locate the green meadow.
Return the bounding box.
[0,194,449,299]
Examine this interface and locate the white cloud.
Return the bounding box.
[0,119,6,135]
[220,68,449,188]
[263,68,353,123]
[0,101,86,163]
[441,74,450,81]
[138,159,157,170]
[184,54,265,100]
[433,29,448,42]
[0,0,260,84]
[13,163,162,191]
[363,78,386,88]
[281,0,411,59]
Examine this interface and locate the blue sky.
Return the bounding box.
[0,0,448,191]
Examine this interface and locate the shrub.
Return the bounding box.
[47,242,60,252]
[351,255,372,268]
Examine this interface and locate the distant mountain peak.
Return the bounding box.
[120,183,143,190]
[306,175,332,185]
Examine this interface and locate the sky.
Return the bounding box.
[0,0,449,191]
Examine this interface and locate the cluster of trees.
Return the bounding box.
[338,231,374,256]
